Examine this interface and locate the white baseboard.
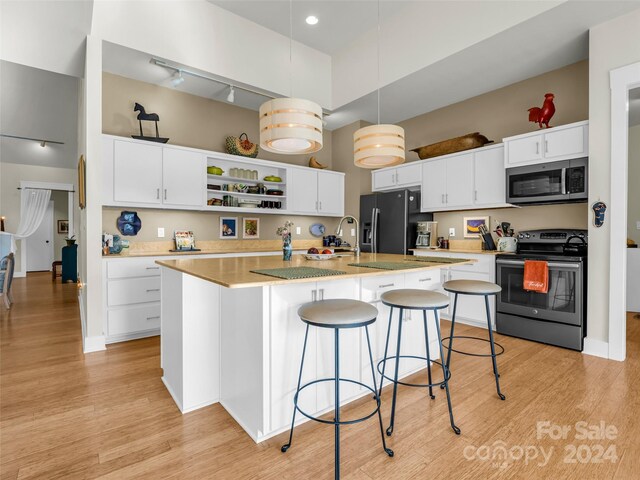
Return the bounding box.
[582,337,609,359]
[84,335,106,353]
[13,270,26,278]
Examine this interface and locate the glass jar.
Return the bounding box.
[230,167,238,178]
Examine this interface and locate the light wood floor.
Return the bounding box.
[1,273,639,479]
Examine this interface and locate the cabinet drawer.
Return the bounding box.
[108,277,161,306]
[108,304,161,336]
[404,270,440,290]
[361,274,404,303]
[107,259,161,279]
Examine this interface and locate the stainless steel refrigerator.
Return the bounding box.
[360,190,433,254]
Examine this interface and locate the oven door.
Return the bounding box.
[496,258,583,326]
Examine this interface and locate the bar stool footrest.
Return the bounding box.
[293,378,380,426]
[442,335,505,357]
[376,355,451,388]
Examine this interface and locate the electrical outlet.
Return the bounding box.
[449,227,455,237]
[351,228,356,236]
[296,226,301,235]
[157,227,165,238]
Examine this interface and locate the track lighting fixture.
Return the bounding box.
[171,70,185,87]
[227,86,235,103]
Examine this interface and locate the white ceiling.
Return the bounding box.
[208,1,412,55]
[630,88,640,127]
[0,61,79,169]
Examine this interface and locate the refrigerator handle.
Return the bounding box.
[371,208,379,253]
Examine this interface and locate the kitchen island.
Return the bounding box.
[157,253,472,442]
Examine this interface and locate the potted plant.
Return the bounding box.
[65,235,76,247]
[276,220,294,261]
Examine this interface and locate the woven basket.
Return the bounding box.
[225,133,259,158]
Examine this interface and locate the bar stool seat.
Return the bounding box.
[443,279,501,295]
[381,289,450,309]
[298,299,378,328]
[441,279,506,401]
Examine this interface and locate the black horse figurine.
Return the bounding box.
[132,103,169,143]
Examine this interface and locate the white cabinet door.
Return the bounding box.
[269,283,318,432]
[317,171,344,216]
[474,146,506,206]
[544,125,586,160]
[372,169,397,191]
[162,148,205,207]
[421,159,447,211]
[289,169,319,214]
[395,163,422,187]
[506,134,543,166]
[315,279,361,411]
[445,153,474,208]
[113,141,163,204]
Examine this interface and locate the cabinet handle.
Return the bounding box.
[378,283,395,288]
[545,140,549,154]
[146,315,160,320]
[312,290,317,302]
[164,189,167,200]
[418,278,432,282]
[441,194,445,204]
[535,141,539,155]
[146,288,160,292]
[156,188,160,199]
[446,193,449,203]
[319,289,324,300]
[319,201,322,211]
[146,267,160,270]
[474,190,478,201]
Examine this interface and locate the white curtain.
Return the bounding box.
[10,188,51,253]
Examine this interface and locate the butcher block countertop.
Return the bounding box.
[156,253,474,289]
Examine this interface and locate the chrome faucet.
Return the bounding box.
[335,216,360,257]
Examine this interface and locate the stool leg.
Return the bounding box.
[378,306,394,398]
[422,310,435,400]
[387,307,404,437]
[441,293,458,390]
[365,326,393,457]
[434,309,460,435]
[485,295,506,401]
[281,324,310,453]
[334,328,340,480]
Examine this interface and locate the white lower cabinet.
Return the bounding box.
[413,251,497,329]
[107,304,161,337]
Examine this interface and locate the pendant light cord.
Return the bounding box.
[377,0,381,125]
[289,0,293,98]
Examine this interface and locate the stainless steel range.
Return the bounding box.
[495,229,588,351]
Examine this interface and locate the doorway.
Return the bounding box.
[26,200,54,272]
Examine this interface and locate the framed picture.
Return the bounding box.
[242,217,260,239]
[78,155,86,209]
[57,220,69,234]
[220,217,238,239]
[463,216,489,238]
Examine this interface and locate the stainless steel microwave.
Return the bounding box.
[506,157,588,205]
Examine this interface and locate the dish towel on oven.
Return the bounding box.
[523,260,549,293]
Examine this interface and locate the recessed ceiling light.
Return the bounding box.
[305,15,318,25]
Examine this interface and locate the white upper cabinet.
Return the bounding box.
[444,153,474,208]
[474,145,506,206]
[113,140,163,205]
[289,168,345,217]
[162,148,206,207]
[421,144,507,212]
[504,121,588,167]
[372,162,421,191]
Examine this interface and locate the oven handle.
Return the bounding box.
[496,259,581,269]
[561,167,567,195]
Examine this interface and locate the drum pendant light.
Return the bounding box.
[260,0,323,154]
[353,0,405,168]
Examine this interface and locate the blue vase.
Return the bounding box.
[283,235,292,261]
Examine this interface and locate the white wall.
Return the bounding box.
[91,0,331,108]
[629,125,640,245]
[588,8,640,342]
[0,162,77,274]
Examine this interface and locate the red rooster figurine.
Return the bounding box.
[528,93,555,128]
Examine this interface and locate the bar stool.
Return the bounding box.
[281,299,393,479]
[441,280,506,400]
[378,289,460,436]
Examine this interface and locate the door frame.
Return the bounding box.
[16,180,74,278]
[608,61,640,361]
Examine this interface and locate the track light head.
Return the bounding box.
[40,141,46,148]
[171,70,185,87]
[227,86,235,103]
